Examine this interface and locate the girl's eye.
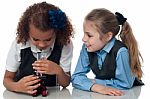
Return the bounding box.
[45,38,51,41]
[31,37,52,42]
[87,34,92,37]
[85,32,93,38]
[33,38,39,41]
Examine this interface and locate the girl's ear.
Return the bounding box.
[106,32,113,41]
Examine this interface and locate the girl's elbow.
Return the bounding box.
[121,82,133,89]
[62,82,70,88]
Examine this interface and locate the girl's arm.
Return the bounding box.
[71,44,94,91]
[33,41,73,87]
[71,45,127,96]
[55,67,71,87]
[3,70,40,94]
[3,70,18,92]
[57,40,73,87]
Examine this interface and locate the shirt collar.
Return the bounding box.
[97,38,116,54]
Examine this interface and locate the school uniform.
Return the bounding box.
[71,38,139,91]
[6,39,73,86]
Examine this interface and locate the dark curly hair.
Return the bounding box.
[16,2,74,46]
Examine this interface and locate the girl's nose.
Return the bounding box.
[37,41,47,49]
[82,35,87,42]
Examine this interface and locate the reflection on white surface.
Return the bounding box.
[3,86,71,99]
[3,86,142,99]
[72,86,142,99]
[0,0,150,99]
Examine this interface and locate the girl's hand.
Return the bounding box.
[32,60,61,75]
[16,75,41,94]
[91,84,124,96]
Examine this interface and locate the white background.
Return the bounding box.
[0,0,150,98]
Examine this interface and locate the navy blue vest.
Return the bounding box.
[88,40,144,86]
[14,42,62,86]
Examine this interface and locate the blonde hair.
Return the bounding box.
[119,22,143,79]
[85,8,143,79]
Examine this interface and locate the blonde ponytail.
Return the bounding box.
[119,22,143,79]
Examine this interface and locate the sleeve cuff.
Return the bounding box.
[5,66,17,72]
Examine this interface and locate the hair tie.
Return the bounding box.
[115,12,127,25]
[48,9,67,30]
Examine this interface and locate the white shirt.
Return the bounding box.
[5,39,73,73]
